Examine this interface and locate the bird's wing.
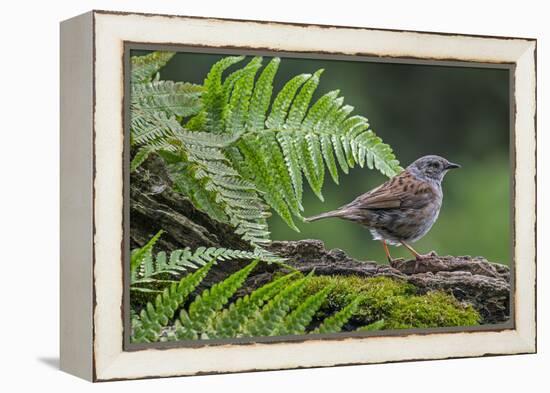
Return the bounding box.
[344,170,432,210]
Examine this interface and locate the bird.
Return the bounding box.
[305,155,460,263]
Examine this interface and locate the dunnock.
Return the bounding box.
[305,155,460,262]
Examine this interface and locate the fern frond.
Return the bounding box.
[247,57,280,131]
[201,56,245,133]
[131,259,214,343]
[209,272,299,338]
[132,111,239,148]
[130,230,163,279]
[287,69,324,127]
[221,57,303,228]
[277,132,304,204]
[185,260,259,334]
[302,132,325,200]
[171,311,199,341]
[243,271,313,337]
[169,161,228,222]
[278,285,332,335]
[184,150,271,246]
[265,73,311,129]
[356,319,385,332]
[205,59,400,227]
[131,111,177,146]
[236,134,299,231]
[225,57,262,133]
[312,297,361,334]
[132,80,202,118]
[131,51,175,84]
[131,245,281,287]
[262,132,303,213]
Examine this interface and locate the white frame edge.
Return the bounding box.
[72,11,536,381]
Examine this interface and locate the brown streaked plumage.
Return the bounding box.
[305,155,461,262]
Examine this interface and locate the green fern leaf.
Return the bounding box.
[132,80,202,118]
[131,259,214,343]
[321,134,339,184]
[131,244,280,288]
[185,110,207,131]
[169,161,229,222]
[331,134,349,174]
[339,116,363,167]
[316,95,345,184]
[171,313,199,341]
[131,51,175,84]
[247,57,280,131]
[265,73,311,129]
[202,56,245,133]
[312,297,361,334]
[243,271,313,337]
[222,68,246,103]
[237,134,299,231]
[264,73,312,205]
[130,230,163,279]
[276,132,304,203]
[286,69,323,128]
[303,132,325,199]
[131,111,177,146]
[186,260,259,333]
[356,319,385,332]
[260,132,303,213]
[225,57,262,133]
[209,272,299,338]
[278,285,332,335]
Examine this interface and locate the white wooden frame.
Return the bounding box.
[60,10,536,382]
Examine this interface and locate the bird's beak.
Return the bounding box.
[445,162,461,170]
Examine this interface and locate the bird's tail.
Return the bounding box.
[304,210,343,222]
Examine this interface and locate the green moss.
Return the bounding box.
[300,275,480,330]
[384,291,479,329]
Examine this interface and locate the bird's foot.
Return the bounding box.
[412,251,438,273]
[415,250,438,260]
[388,257,404,268]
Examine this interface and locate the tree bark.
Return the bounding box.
[131,156,510,325]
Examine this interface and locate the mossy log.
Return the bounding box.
[266,240,510,324]
[131,156,510,325]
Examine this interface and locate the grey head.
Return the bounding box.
[407,155,461,184]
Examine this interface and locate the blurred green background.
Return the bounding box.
[138,50,511,265]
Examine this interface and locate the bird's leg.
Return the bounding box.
[400,241,430,273]
[380,240,393,263]
[400,241,424,260]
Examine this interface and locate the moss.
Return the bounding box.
[300,275,480,331]
[384,291,479,329]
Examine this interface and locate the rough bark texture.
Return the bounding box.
[130,157,511,325]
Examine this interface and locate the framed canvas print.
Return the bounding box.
[60,10,537,382]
